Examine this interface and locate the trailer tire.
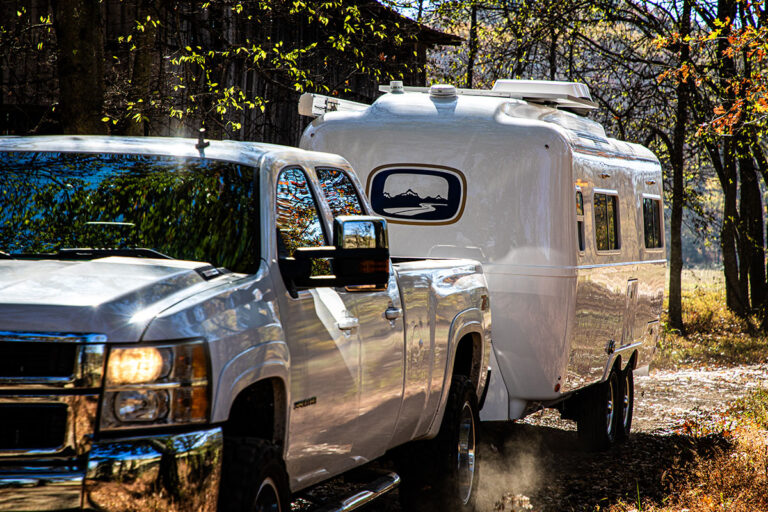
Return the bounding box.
[396,376,479,512]
[617,366,634,441]
[577,369,619,451]
[218,437,290,512]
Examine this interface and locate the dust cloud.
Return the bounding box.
[476,424,545,511]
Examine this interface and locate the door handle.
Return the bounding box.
[385,307,403,321]
[337,317,359,331]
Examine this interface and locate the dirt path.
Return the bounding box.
[324,364,768,512]
[474,363,768,511]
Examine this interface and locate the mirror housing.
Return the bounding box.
[332,216,389,287]
[279,216,390,290]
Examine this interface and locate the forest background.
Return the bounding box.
[2,0,768,334]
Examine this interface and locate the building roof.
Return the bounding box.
[358,1,463,47]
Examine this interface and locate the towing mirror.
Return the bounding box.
[332,216,390,287]
[280,216,390,291]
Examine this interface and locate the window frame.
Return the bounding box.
[593,189,621,253]
[642,194,664,250]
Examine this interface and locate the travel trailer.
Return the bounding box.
[299,80,666,450]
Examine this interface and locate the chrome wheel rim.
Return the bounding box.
[457,402,476,505]
[254,477,281,512]
[606,378,616,436]
[622,372,631,428]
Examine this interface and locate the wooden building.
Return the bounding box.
[0,0,459,145]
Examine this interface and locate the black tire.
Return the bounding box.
[616,366,634,441]
[577,369,619,452]
[396,375,479,512]
[218,437,290,512]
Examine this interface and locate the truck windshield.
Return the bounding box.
[0,152,259,274]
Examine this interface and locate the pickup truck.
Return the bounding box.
[0,135,491,512]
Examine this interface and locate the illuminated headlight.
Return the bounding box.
[100,340,209,431]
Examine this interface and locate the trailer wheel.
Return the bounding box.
[396,375,479,511]
[617,366,634,441]
[577,369,619,451]
[218,437,290,512]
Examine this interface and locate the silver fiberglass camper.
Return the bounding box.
[299,80,666,450]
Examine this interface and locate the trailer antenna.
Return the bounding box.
[195,127,210,152]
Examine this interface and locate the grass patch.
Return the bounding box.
[654,270,768,370]
[607,389,768,512]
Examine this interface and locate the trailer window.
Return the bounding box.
[594,193,620,251]
[576,190,585,252]
[643,198,663,248]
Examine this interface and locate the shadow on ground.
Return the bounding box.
[298,421,732,512]
[476,422,730,511]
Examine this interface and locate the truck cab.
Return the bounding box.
[0,135,490,511]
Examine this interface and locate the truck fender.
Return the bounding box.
[212,340,290,426]
[424,308,485,438]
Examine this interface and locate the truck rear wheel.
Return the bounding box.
[218,437,290,512]
[396,375,479,511]
[577,369,619,451]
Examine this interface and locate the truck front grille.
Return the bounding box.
[0,343,77,378]
[0,404,68,450]
[0,332,105,458]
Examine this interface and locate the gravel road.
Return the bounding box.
[474,363,768,511]
[300,364,767,511]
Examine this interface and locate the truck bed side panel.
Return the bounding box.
[389,259,487,445]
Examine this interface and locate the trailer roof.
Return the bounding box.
[300,81,658,165]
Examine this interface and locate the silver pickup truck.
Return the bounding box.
[0,136,491,512]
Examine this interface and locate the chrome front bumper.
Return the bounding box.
[0,427,222,512]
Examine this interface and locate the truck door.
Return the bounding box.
[315,168,406,459]
[274,167,362,487]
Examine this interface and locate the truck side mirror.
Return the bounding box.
[331,216,390,288]
[279,216,390,291]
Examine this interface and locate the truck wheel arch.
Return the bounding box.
[425,308,486,438]
[223,377,288,446]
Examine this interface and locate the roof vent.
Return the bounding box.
[390,80,405,94]
[429,84,457,99]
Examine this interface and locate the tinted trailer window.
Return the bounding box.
[0,152,259,273]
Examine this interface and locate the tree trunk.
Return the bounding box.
[667,0,691,333]
[548,27,557,81]
[716,0,747,316]
[751,143,768,317]
[52,0,106,134]
[124,0,162,136]
[738,152,765,310]
[722,141,747,315]
[465,4,478,88]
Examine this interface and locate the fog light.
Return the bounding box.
[114,389,169,422]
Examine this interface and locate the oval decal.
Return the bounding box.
[367,165,466,225]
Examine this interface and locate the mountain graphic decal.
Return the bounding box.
[369,168,463,223]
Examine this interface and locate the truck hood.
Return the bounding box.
[0,257,219,342]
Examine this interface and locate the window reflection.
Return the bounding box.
[316,168,364,217]
[575,190,585,252]
[275,168,326,255]
[0,152,259,273]
[643,198,663,248]
[594,193,620,251]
